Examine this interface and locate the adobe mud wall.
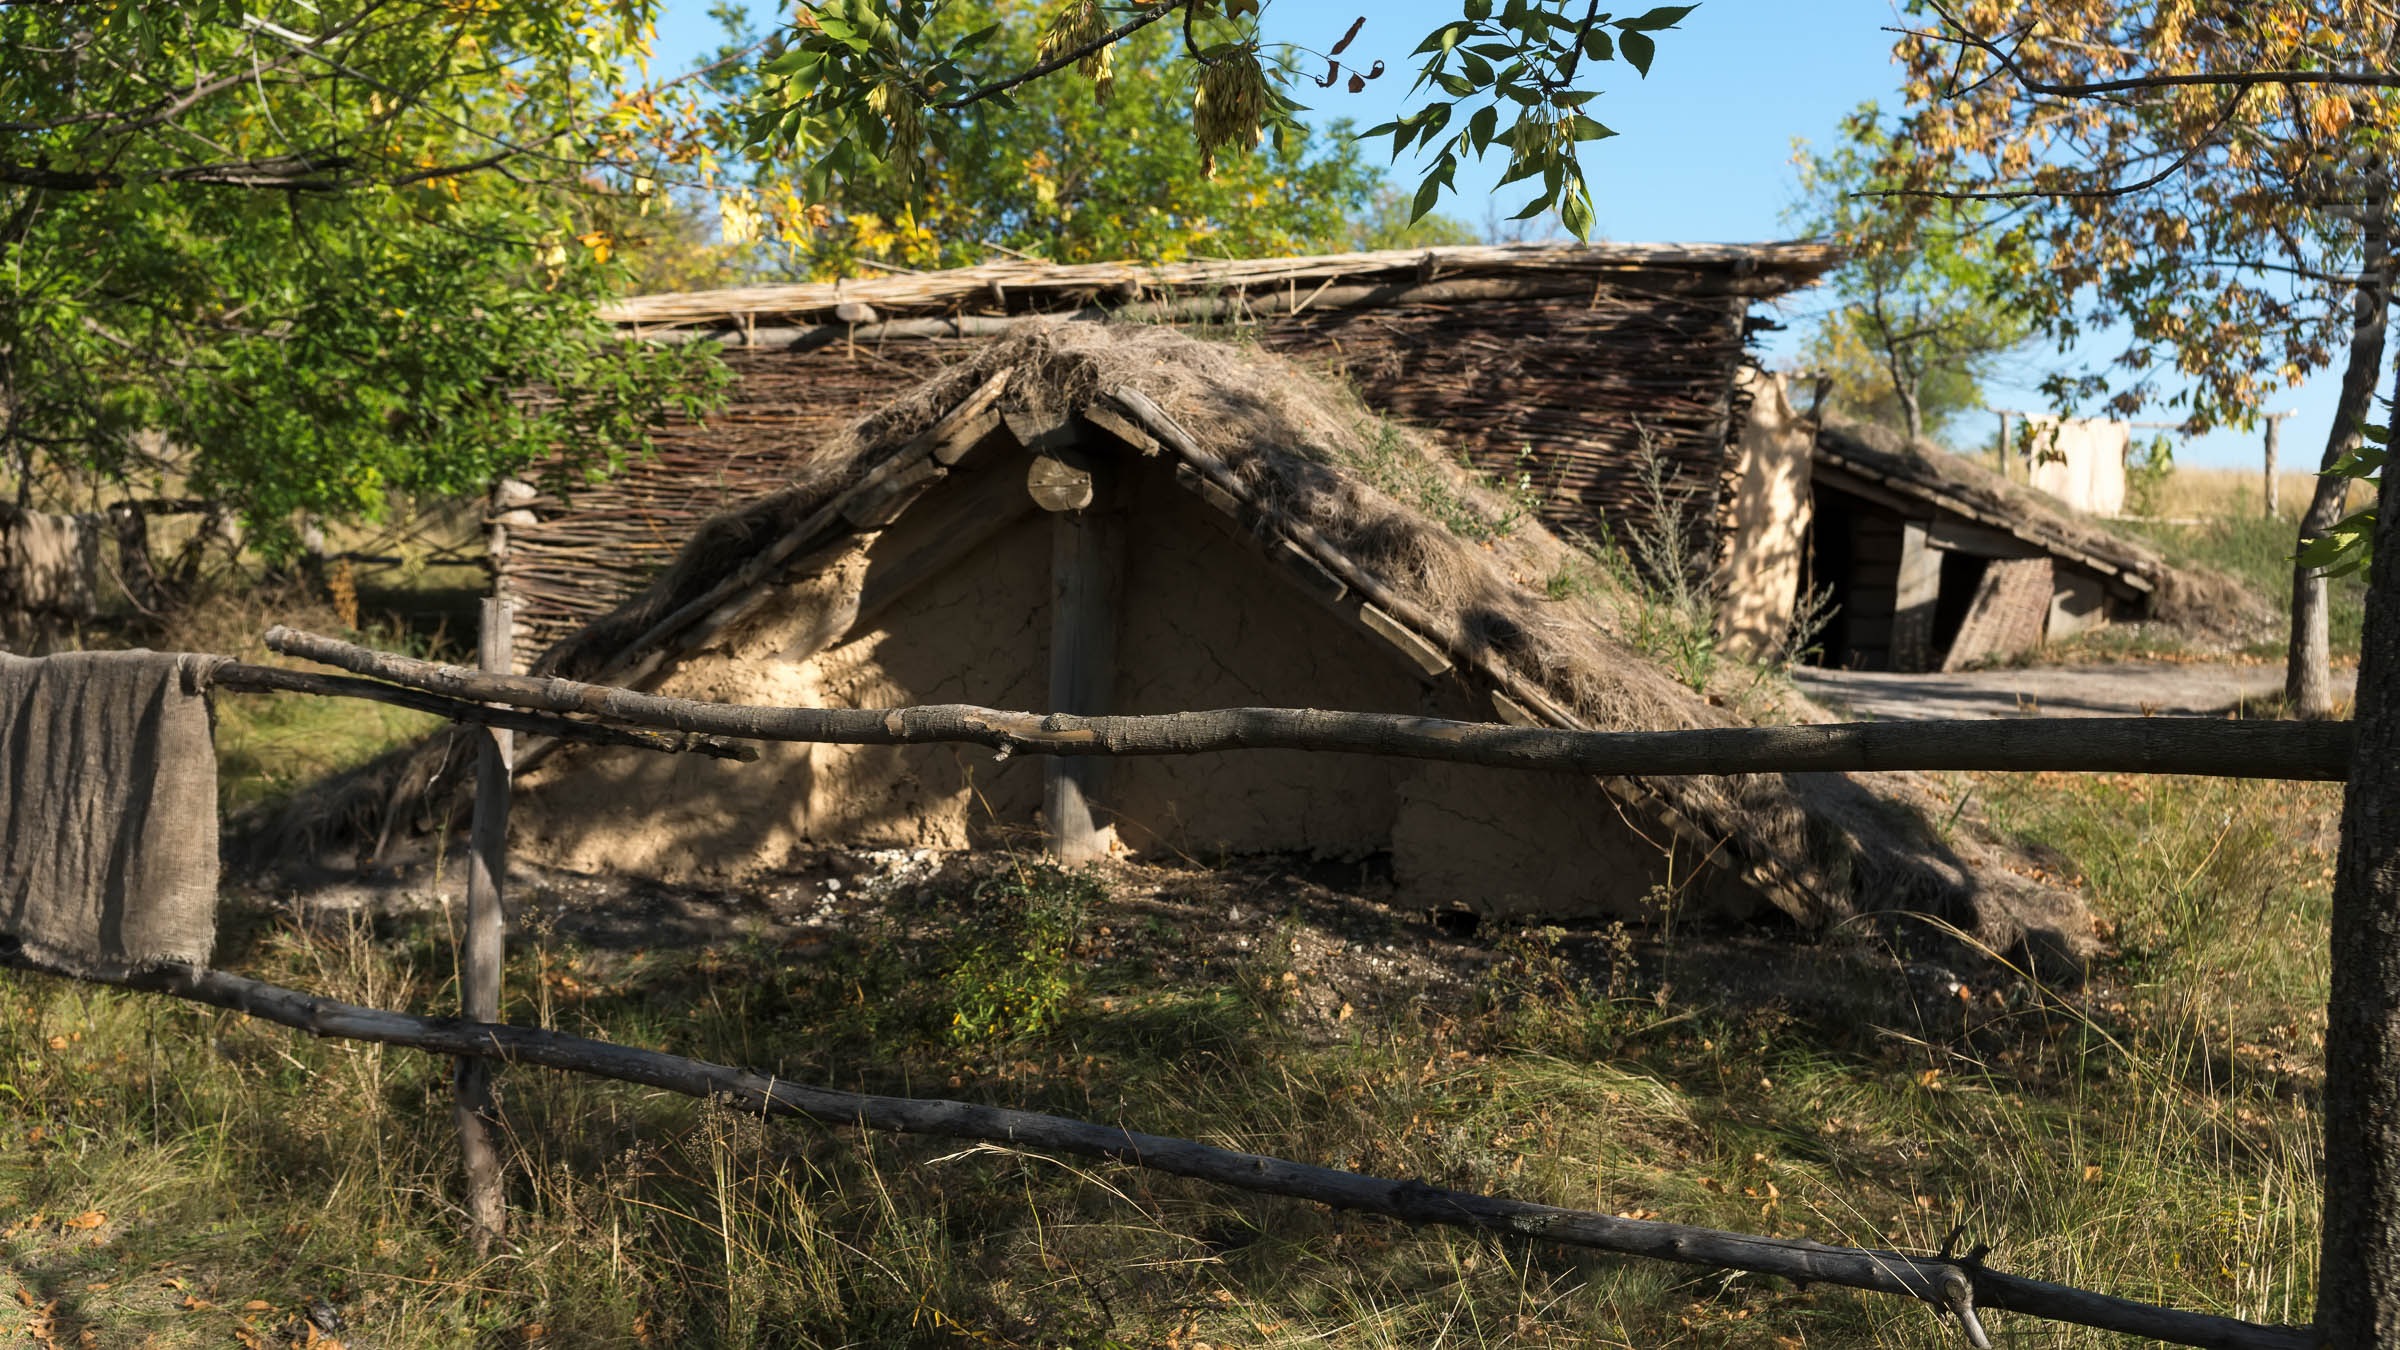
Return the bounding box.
[514,457,1749,920]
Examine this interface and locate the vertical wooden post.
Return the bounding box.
[1044,468,1121,864]
[1995,411,2012,481]
[455,595,513,1252]
[2265,410,2291,518]
[1890,521,1944,672]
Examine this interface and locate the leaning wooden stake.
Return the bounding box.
[0,951,2307,1350]
[455,596,513,1252]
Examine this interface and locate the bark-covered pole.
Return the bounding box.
[2291,200,2388,718]
[2315,360,2400,1347]
[454,596,513,1252]
[259,625,2356,781]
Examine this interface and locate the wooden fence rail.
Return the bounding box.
[259,627,2355,780]
[122,627,2359,1346]
[0,943,2307,1350]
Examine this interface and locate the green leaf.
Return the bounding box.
[1615,4,1697,31]
[1581,28,1614,62]
[1413,22,1472,55]
[1411,172,1445,222]
[1509,188,1556,220]
[1465,0,1492,18]
[1468,104,1499,153]
[1569,114,1615,142]
[1619,29,1655,76]
[1558,182,1594,240]
[1495,150,1545,187]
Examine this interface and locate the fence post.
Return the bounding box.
[2264,410,2292,518]
[455,595,513,1252]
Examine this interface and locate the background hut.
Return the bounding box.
[1804,415,2263,671]
[495,241,1838,669]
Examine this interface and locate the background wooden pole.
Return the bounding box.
[2265,410,2293,518]
[454,595,513,1252]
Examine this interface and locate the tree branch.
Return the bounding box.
[206,662,757,760]
[936,2,1179,109]
[1868,82,2250,202]
[1903,3,2400,97]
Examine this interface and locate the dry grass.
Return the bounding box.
[0,757,2330,1348]
[2139,467,2357,524]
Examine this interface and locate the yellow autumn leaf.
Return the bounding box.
[2308,94,2353,139]
[63,1211,104,1229]
[719,190,761,247]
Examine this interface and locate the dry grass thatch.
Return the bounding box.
[261,324,2096,966]
[597,240,1840,330]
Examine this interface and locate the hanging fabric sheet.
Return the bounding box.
[0,650,218,975]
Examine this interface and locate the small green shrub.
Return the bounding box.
[940,863,1102,1042]
[2126,432,2177,518]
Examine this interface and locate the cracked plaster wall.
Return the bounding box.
[514,460,1722,918]
[514,512,1052,880]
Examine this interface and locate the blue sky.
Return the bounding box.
[650,0,2334,475]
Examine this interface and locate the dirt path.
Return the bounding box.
[1791,660,2356,721]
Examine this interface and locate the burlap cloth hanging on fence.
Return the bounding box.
[0,650,219,975]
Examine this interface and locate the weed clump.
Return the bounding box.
[941,863,1102,1042]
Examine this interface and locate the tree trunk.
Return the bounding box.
[2315,360,2400,1348]
[2290,210,2389,718]
[105,502,165,615]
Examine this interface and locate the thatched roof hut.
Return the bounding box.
[503,324,2089,960]
[495,240,1839,668]
[1807,415,2268,671]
